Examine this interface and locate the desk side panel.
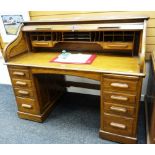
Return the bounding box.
[3,24,28,62]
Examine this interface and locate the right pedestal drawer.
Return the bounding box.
[103,77,138,94]
[100,74,142,143]
[104,102,136,117]
[102,113,135,137]
[103,91,136,106]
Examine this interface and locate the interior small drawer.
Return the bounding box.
[12,79,32,89]
[32,41,53,47]
[16,97,39,115]
[102,42,133,50]
[103,78,138,94]
[9,68,30,79]
[103,91,136,106]
[102,113,134,137]
[103,102,136,117]
[14,88,34,98]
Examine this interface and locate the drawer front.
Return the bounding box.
[16,97,39,114]
[103,78,137,93]
[14,88,34,98]
[104,102,135,117]
[12,79,32,89]
[9,68,30,80]
[32,41,53,47]
[102,113,134,137]
[102,42,133,50]
[103,91,136,106]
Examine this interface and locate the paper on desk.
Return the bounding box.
[51,53,96,64]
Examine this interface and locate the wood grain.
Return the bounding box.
[6,52,142,76]
[3,24,28,61]
[29,11,154,59]
[5,16,147,143]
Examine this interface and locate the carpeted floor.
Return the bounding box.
[0,84,146,144]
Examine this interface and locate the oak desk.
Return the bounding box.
[4,16,149,143]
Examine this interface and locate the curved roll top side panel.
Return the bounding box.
[4,24,28,62]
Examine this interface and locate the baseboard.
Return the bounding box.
[144,96,150,144]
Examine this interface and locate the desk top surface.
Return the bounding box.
[7,52,143,76]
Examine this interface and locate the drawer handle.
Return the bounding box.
[110,106,127,113]
[13,71,25,76]
[16,81,27,86]
[98,26,120,29]
[21,104,32,109]
[110,83,129,88]
[18,90,29,95]
[35,42,49,46]
[107,44,128,48]
[111,95,128,101]
[110,122,126,129]
[35,28,51,30]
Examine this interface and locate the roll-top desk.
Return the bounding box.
[4,16,149,143]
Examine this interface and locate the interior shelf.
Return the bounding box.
[29,30,140,56]
[30,31,135,42]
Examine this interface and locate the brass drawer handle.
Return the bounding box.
[110,83,129,88]
[16,81,27,86]
[107,44,128,48]
[111,95,128,101]
[21,104,32,109]
[18,90,29,95]
[110,122,126,129]
[110,106,127,113]
[13,71,25,76]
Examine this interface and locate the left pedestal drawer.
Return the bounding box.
[9,68,30,79]
[12,79,32,89]
[16,97,40,115]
